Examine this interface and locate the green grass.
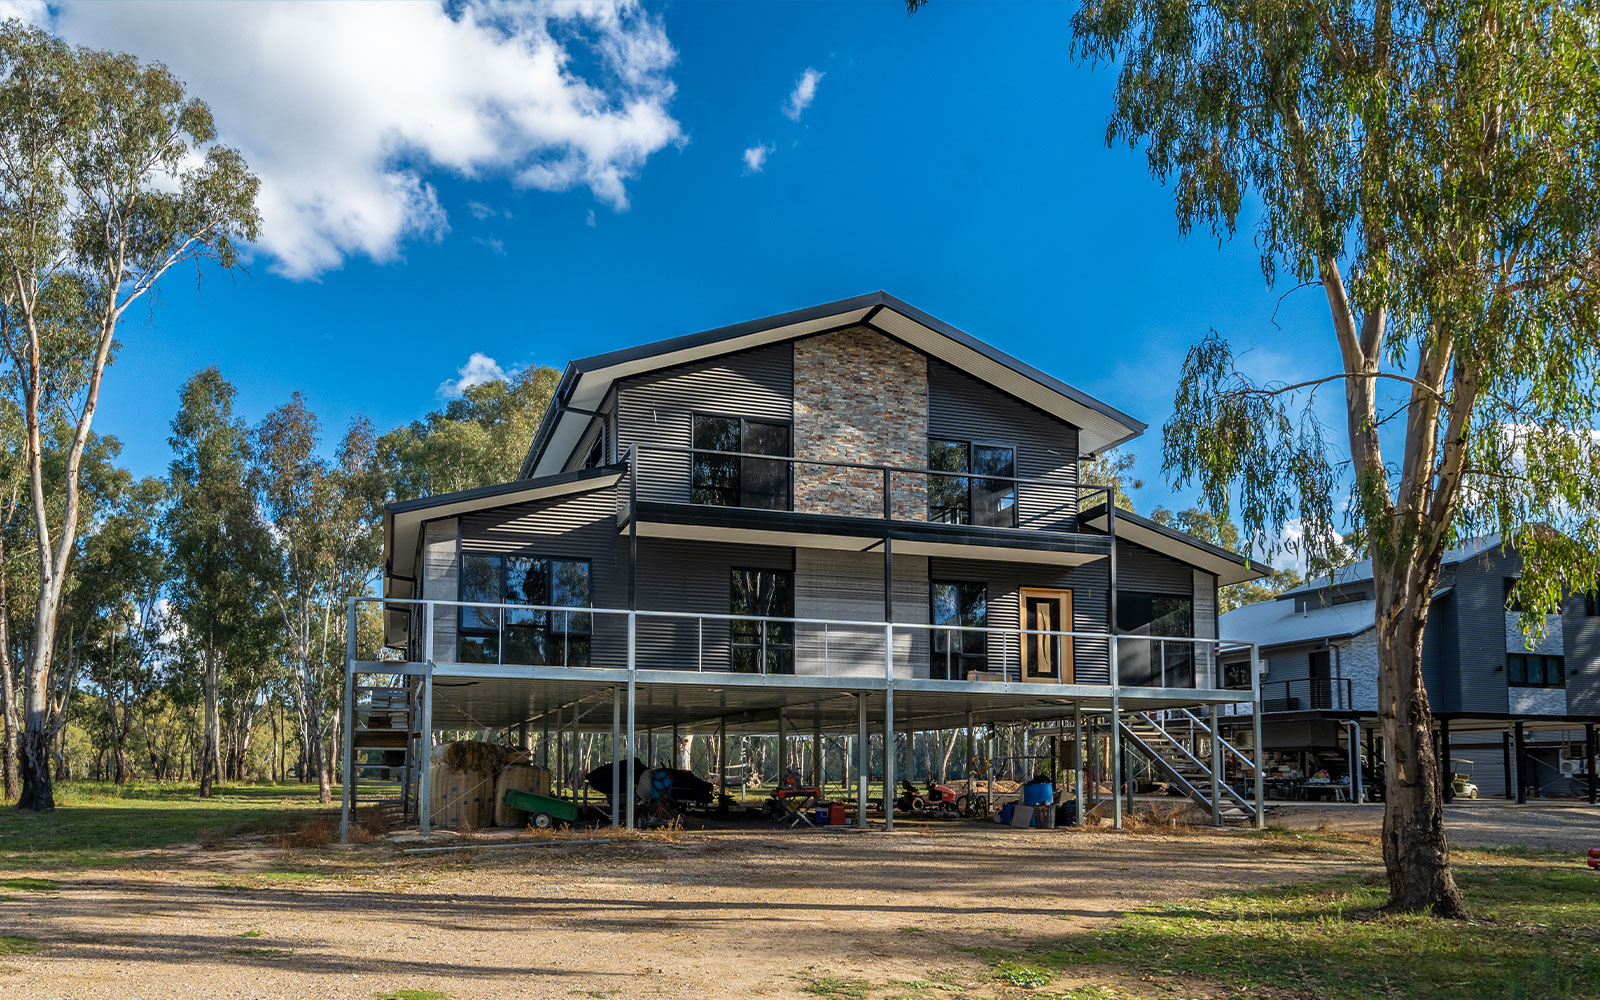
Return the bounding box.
[0,877,58,891]
[0,781,333,868]
[0,935,38,955]
[800,976,874,999]
[983,861,1600,1000]
[374,990,449,1000]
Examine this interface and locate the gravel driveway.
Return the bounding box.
[1268,799,1600,853]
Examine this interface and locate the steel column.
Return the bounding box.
[1587,724,1597,805]
[1072,704,1085,826]
[611,687,621,827]
[418,662,435,833]
[1502,732,1514,800]
[626,611,637,829]
[1109,635,1123,830]
[339,667,356,843]
[856,694,869,827]
[1250,643,1265,828]
[1209,705,1223,827]
[1514,721,1527,804]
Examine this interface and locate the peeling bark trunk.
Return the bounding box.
[1375,570,1466,917]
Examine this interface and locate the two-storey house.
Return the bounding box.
[343,292,1271,837]
[1220,536,1600,803]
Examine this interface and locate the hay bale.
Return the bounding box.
[494,762,553,827]
[444,740,512,774]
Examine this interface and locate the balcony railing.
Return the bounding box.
[617,443,1113,533]
[360,597,1245,692]
[1260,677,1355,712]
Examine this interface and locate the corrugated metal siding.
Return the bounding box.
[1563,589,1600,715]
[927,359,1080,530]
[616,343,793,504]
[1194,569,1218,687]
[457,486,628,668]
[1116,540,1193,593]
[1451,548,1516,715]
[794,549,929,677]
[927,556,1111,684]
[634,539,792,672]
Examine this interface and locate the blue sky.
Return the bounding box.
[44,1,1336,521]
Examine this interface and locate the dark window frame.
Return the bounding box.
[929,580,989,680]
[1116,589,1196,687]
[1507,652,1566,688]
[1221,660,1251,690]
[730,567,795,674]
[691,411,793,511]
[1586,586,1599,617]
[926,437,1018,527]
[457,553,593,667]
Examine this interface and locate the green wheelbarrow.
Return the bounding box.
[501,788,580,829]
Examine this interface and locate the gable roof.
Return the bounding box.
[1281,535,1505,597]
[1219,595,1378,648]
[1080,503,1269,587]
[521,291,1147,478]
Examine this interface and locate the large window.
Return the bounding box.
[927,439,1016,527]
[1508,653,1565,688]
[930,581,988,680]
[730,568,794,673]
[1116,591,1194,686]
[692,414,791,510]
[458,554,592,666]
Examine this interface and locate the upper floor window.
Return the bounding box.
[927,439,1016,527]
[1508,653,1565,688]
[1117,591,1194,686]
[458,554,592,666]
[692,414,791,510]
[581,431,605,469]
[730,568,794,673]
[1586,586,1598,616]
[1221,660,1251,690]
[930,581,988,680]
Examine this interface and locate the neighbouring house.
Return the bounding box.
[1220,536,1600,803]
[342,292,1276,838]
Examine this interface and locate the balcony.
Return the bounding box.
[616,444,1114,564]
[360,596,1246,697]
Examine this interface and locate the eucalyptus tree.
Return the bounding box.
[379,365,560,500]
[254,395,384,803]
[0,23,259,809]
[1068,2,1600,914]
[166,369,276,798]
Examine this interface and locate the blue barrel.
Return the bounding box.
[1022,779,1054,807]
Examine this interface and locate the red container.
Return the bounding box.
[829,802,847,826]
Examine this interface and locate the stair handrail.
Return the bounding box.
[1115,725,1216,812]
[1122,715,1257,818]
[1172,707,1256,775]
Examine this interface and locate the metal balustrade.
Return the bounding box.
[356,596,1240,690]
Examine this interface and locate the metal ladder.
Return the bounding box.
[1118,710,1257,825]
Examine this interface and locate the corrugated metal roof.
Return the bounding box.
[1219,597,1377,647]
[1281,535,1504,596]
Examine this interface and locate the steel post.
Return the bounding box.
[1109,635,1123,830]
[1072,704,1085,826]
[856,694,869,827]
[1250,643,1265,828]
[612,687,621,827]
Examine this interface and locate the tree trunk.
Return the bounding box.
[1375,573,1466,917]
[200,653,220,798]
[18,629,56,811]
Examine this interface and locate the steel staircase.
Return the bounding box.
[348,682,420,820]
[1118,711,1256,825]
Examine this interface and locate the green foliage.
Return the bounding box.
[378,366,560,500]
[1077,448,1140,511]
[993,962,1053,988]
[993,863,1599,1000]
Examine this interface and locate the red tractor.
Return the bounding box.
[897,779,963,817]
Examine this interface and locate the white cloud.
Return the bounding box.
[585,209,597,227]
[742,143,773,174]
[40,1,683,279]
[783,68,823,121]
[466,201,496,220]
[473,235,506,256]
[439,352,516,398]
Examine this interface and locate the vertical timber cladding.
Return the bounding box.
[615,343,793,502]
[792,326,928,519]
[927,359,1081,530]
[457,485,628,668]
[421,518,459,662]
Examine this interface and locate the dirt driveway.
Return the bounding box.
[1268,799,1600,853]
[1,824,1357,1000]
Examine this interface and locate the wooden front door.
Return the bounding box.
[1019,588,1073,683]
